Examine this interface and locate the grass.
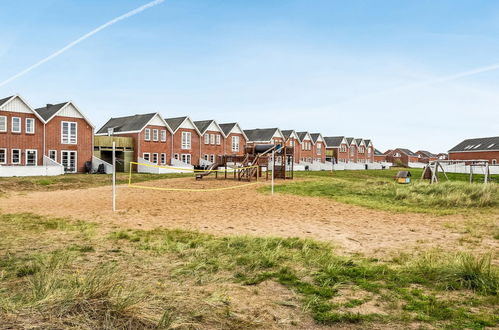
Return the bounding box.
[0,172,191,195]
[1,213,497,329]
[260,169,499,214]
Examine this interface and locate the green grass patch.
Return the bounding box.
[260,169,498,214]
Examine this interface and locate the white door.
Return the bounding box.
[61,151,77,173]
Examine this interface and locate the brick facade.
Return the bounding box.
[200,130,225,163]
[172,128,201,166]
[224,132,246,156]
[449,151,499,164]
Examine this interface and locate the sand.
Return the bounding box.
[1,177,496,259]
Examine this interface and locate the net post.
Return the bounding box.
[112,141,116,212]
[271,150,275,195]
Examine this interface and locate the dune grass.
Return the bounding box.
[262,169,498,214]
[1,213,497,329]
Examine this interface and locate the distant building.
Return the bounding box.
[385,148,419,167]
[415,150,437,164]
[448,136,499,165]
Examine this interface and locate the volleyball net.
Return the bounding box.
[127,161,261,192]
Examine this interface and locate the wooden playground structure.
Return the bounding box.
[195,144,294,182]
[421,159,495,184]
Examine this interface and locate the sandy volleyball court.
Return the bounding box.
[1,177,496,258]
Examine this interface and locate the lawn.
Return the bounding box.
[0,213,497,329]
[0,172,191,195]
[261,168,499,215]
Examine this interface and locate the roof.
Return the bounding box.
[281,130,296,140]
[193,120,222,135]
[297,132,310,142]
[417,150,437,158]
[244,128,280,142]
[448,136,499,152]
[397,148,418,157]
[355,138,364,146]
[0,95,14,107]
[34,103,67,121]
[96,113,157,134]
[219,123,237,136]
[310,133,322,143]
[164,116,188,132]
[374,149,384,156]
[364,139,372,146]
[346,137,354,145]
[323,136,345,147]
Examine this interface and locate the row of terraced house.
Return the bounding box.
[1,94,388,176]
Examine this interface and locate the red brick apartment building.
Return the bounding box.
[282,130,302,161]
[34,102,94,173]
[385,148,419,167]
[194,120,225,164]
[219,122,248,157]
[324,136,349,163]
[346,137,357,163]
[364,139,374,163]
[448,136,499,165]
[373,149,386,163]
[311,133,326,163]
[0,95,94,173]
[96,112,172,166]
[0,95,44,167]
[297,132,314,163]
[165,116,202,166]
[415,150,437,163]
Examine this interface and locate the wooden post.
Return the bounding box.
[112,141,116,212]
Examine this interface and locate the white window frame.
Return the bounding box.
[143,153,150,162]
[61,121,77,144]
[210,134,215,145]
[152,153,158,164]
[153,129,159,141]
[216,134,221,145]
[204,154,209,160]
[492,159,497,165]
[25,149,37,166]
[232,136,240,152]
[340,145,346,153]
[181,153,191,164]
[0,115,7,132]
[144,128,151,141]
[48,150,57,162]
[160,153,167,165]
[317,143,322,155]
[174,153,179,160]
[0,148,6,164]
[11,149,21,164]
[26,118,35,134]
[204,134,209,144]
[12,117,21,133]
[210,154,215,163]
[61,150,77,173]
[181,131,191,150]
[160,130,167,142]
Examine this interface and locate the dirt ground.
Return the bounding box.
[1,177,497,259]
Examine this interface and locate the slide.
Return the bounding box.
[195,163,219,180]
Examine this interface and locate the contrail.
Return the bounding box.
[0,0,165,87]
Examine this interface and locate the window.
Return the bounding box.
[350,147,355,156]
[216,135,221,145]
[317,144,322,155]
[152,153,158,164]
[210,134,215,145]
[181,132,191,149]
[61,151,77,173]
[210,154,215,163]
[0,149,6,164]
[49,150,57,162]
[12,117,21,133]
[232,136,240,152]
[160,153,166,165]
[204,134,209,144]
[26,150,37,166]
[143,153,150,161]
[340,145,347,153]
[367,148,372,155]
[181,154,191,164]
[0,116,6,132]
[61,121,77,144]
[492,159,497,165]
[174,154,179,160]
[160,130,167,142]
[26,118,35,134]
[144,128,151,141]
[204,154,209,160]
[153,129,159,141]
[12,149,21,164]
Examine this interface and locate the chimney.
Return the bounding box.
[46,104,53,108]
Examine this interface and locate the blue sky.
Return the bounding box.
[1,0,498,152]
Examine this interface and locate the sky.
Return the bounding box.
[1,0,498,152]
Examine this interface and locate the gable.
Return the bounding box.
[206,121,221,133]
[179,118,197,130]
[230,124,244,135]
[58,103,83,119]
[148,114,167,127]
[0,96,33,114]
